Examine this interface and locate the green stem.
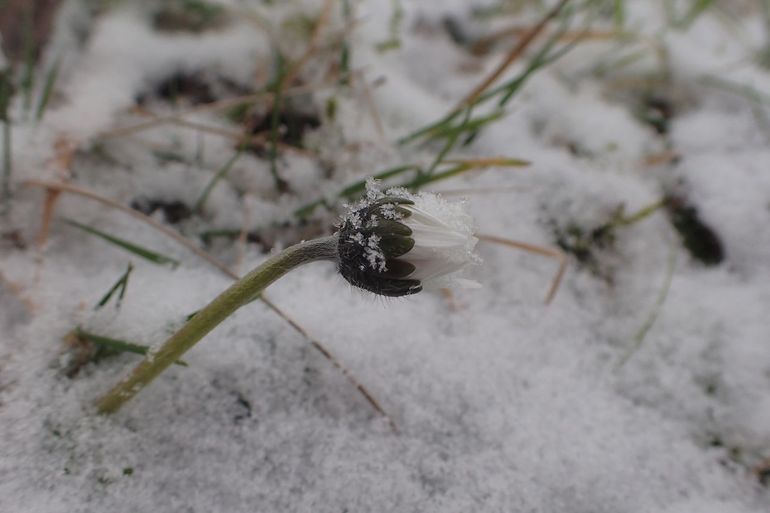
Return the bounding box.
[96,235,339,414]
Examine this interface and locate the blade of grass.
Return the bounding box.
[494,14,582,107]
[267,51,288,192]
[484,8,599,112]
[442,157,531,167]
[617,245,677,368]
[613,0,625,30]
[21,5,36,113]
[423,110,505,142]
[0,71,12,218]
[423,106,473,177]
[454,0,570,110]
[613,199,665,227]
[399,1,592,147]
[35,56,60,121]
[193,149,242,213]
[95,262,134,310]
[76,329,187,366]
[199,228,242,244]
[64,218,180,268]
[406,158,530,190]
[338,0,352,86]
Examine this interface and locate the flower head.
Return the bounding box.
[337,184,478,297]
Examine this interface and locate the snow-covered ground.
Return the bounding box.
[1,1,769,511]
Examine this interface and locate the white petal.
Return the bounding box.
[397,193,479,287]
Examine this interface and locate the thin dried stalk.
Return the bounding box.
[471,25,620,55]
[35,187,60,248]
[435,185,528,196]
[640,150,680,167]
[353,71,386,141]
[477,233,567,304]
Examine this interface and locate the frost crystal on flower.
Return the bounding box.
[336,183,478,297]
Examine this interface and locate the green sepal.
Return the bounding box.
[370,196,415,208]
[382,259,416,278]
[379,236,414,258]
[373,219,412,237]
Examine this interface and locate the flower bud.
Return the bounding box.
[337,186,478,297]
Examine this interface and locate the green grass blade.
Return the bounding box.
[404,158,529,189]
[399,3,580,147]
[397,109,461,145]
[617,246,677,368]
[193,149,241,213]
[35,57,61,121]
[613,0,625,30]
[338,0,352,85]
[76,329,187,366]
[267,51,288,192]
[424,106,473,176]
[0,71,13,218]
[427,110,503,147]
[21,6,36,113]
[64,218,181,268]
[95,262,134,310]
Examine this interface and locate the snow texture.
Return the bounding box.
[1,1,769,512]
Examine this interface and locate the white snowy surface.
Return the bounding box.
[1,1,770,512]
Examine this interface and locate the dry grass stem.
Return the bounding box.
[478,233,567,304]
[353,71,386,141]
[435,185,529,196]
[472,26,621,55]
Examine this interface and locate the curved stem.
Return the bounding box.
[96,235,339,414]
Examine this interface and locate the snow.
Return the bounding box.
[1,1,770,512]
